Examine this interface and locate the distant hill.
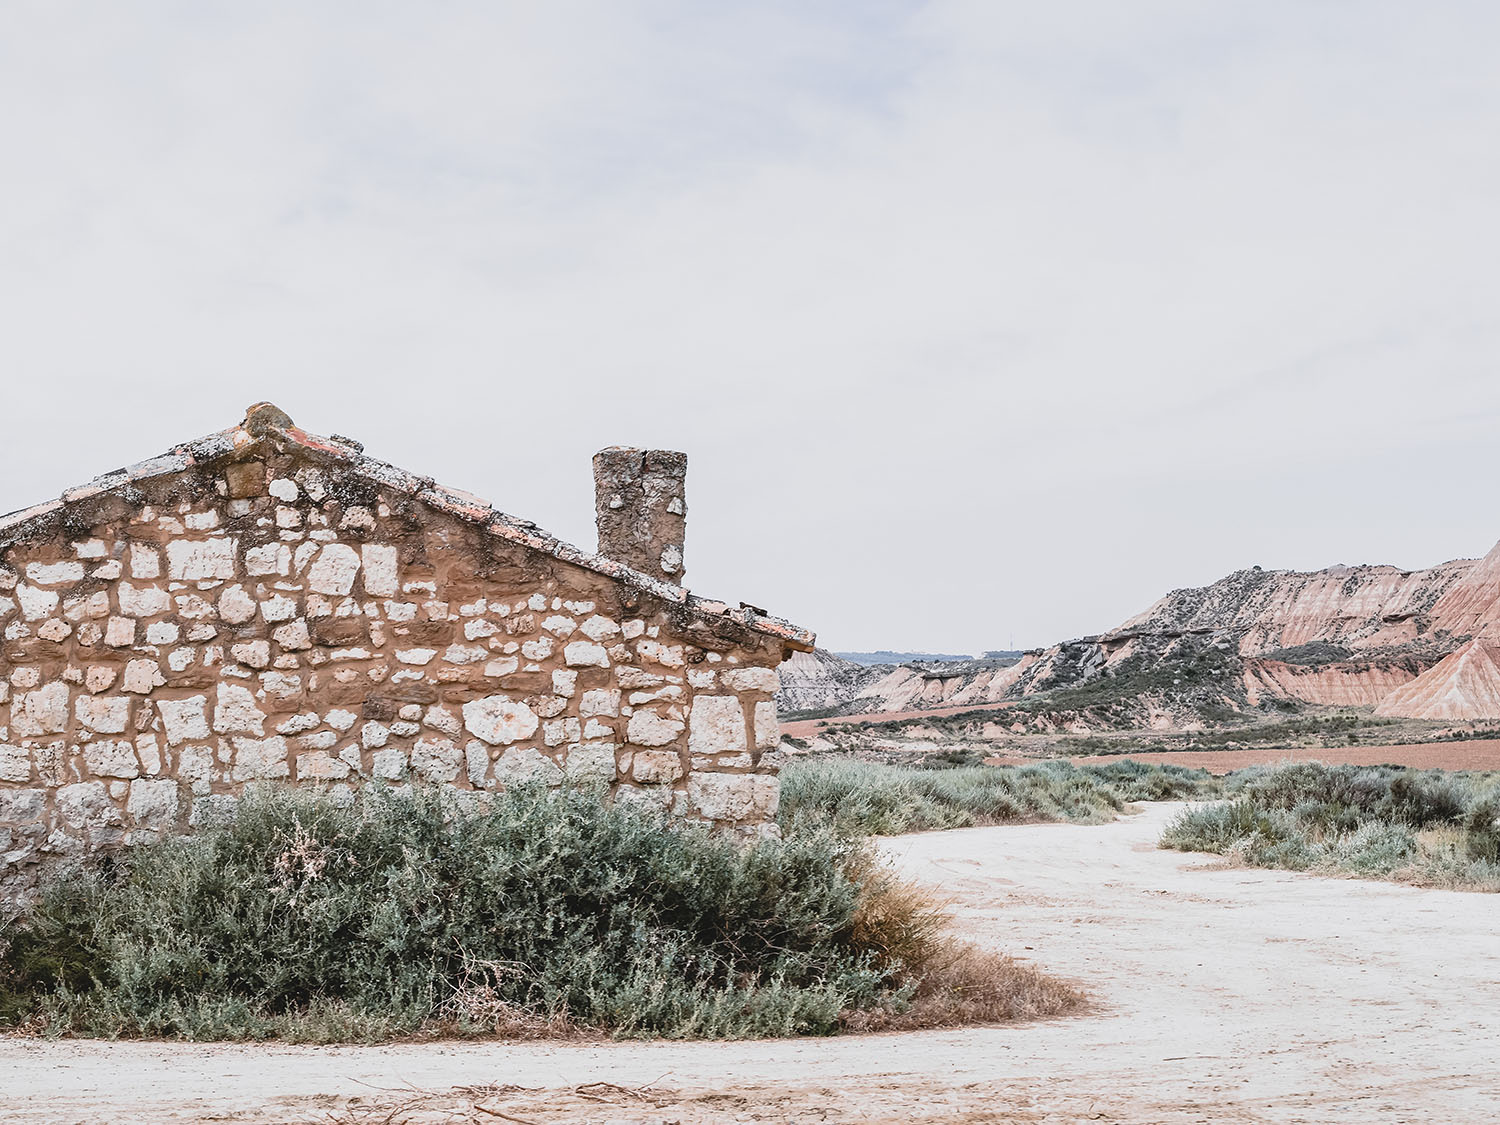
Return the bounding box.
[833,650,974,666]
[786,539,1500,726]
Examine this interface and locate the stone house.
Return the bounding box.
[0,403,813,906]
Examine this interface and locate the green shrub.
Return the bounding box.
[1464,798,1500,864]
[1163,761,1500,891]
[779,758,1220,837]
[0,785,905,1041]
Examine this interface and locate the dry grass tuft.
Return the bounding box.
[433,957,594,1041]
[881,941,1085,1030]
[841,852,1085,1031]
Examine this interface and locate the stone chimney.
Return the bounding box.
[593,447,687,585]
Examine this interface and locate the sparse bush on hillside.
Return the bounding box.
[1162,762,1500,891]
[778,759,1221,837]
[0,784,1082,1041]
[1260,642,1355,667]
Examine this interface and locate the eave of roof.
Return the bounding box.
[0,406,815,652]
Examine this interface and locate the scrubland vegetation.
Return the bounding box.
[1162,761,1500,890]
[0,782,1081,1042]
[778,757,1221,836]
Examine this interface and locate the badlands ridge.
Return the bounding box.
[782,539,1500,724]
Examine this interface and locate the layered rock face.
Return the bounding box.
[792,541,1500,724]
[1106,561,1476,658]
[0,414,796,908]
[777,650,1035,716]
[1242,658,1425,708]
[776,649,882,712]
[1090,549,1500,717]
[1376,641,1500,720]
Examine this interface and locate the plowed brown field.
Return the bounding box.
[988,739,1500,774]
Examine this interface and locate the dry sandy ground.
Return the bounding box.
[4,803,1498,1124]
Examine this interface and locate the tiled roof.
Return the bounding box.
[0,403,815,652]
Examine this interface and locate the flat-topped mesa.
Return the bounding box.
[593,447,688,586]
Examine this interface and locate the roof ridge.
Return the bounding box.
[0,404,814,652]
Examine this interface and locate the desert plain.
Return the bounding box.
[3,801,1495,1124]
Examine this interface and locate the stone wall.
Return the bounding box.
[0,438,786,910]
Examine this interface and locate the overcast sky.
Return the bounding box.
[3,2,1499,654]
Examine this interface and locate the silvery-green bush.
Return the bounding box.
[0,785,894,1040]
[778,758,1220,837]
[1162,761,1500,890]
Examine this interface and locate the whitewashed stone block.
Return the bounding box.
[158,695,210,745]
[126,779,179,827]
[245,543,290,576]
[688,696,747,758]
[83,739,139,778]
[272,620,312,650]
[260,595,298,623]
[579,615,620,641]
[85,665,118,693]
[14,683,69,737]
[136,734,163,775]
[17,585,60,620]
[0,788,46,823]
[327,709,358,732]
[564,745,617,786]
[722,667,780,694]
[0,746,31,783]
[58,782,119,829]
[372,747,408,780]
[753,700,780,750]
[412,736,463,783]
[307,544,361,596]
[494,746,563,785]
[580,688,620,718]
[219,585,257,625]
[230,736,290,781]
[231,641,272,670]
[26,561,84,586]
[297,752,352,781]
[463,696,540,745]
[631,749,684,785]
[128,543,161,579]
[360,544,399,596]
[166,538,237,581]
[75,695,129,734]
[686,774,778,822]
[564,641,609,668]
[145,621,180,645]
[214,684,267,735]
[122,659,164,694]
[466,741,491,787]
[636,639,685,668]
[118,582,170,617]
[626,709,684,748]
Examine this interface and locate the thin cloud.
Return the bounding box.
[1,2,1497,653]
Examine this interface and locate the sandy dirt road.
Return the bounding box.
[3,803,1498,1124]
